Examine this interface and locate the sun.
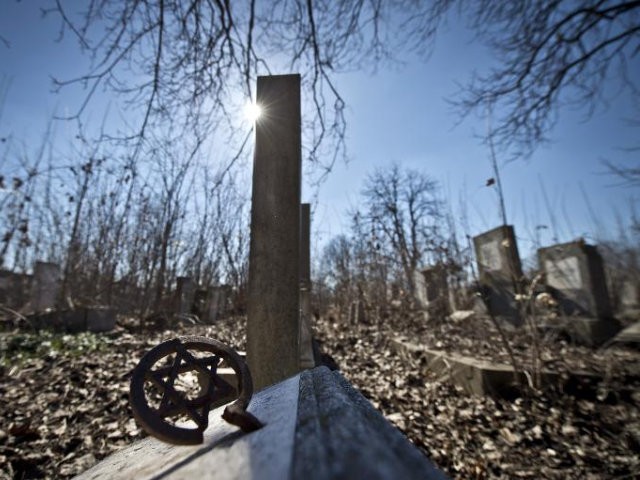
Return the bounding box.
[245,101,262,123]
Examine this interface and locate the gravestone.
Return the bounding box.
[247,74,302,390]
[473,225,523,322]
[299,203,315,369]
[619,278,640,317]
[30,261,60,312]
[538,240,619,344]
[539,241,612,318]
[414,264,450,320]
[197,285,230,323]
[174,276,195,316]
[413,269,428,308]
[0,269,31,310]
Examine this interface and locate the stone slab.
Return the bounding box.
[76,374,301,479]
[293,368,446,480]
[76,367,446,479]
[28,307,116,333]
[390,338,600,397]
[607,321,640,346]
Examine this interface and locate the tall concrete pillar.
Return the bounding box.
[247,74,302,389]
[299,203,315,369]
[30,261,60,312]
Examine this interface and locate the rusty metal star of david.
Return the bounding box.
[130,336,263,445]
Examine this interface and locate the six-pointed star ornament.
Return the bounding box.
[130,336,263,445]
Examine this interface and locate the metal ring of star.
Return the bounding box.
[129,336,262,445]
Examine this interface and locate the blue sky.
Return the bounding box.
[1,2,638,269]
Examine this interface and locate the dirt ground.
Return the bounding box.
[0,312,638,479]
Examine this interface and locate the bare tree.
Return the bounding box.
[46,1,639,166]
[360,164,443,298]
[446,1,640,157]
[318,234,355,313]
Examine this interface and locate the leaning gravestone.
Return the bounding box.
[538,240,620,344]
[473,225,523,323]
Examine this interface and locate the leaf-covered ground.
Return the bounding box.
[0,313,638,479]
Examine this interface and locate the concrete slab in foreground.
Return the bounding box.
[390,337,601,397]
[76,367,445,480]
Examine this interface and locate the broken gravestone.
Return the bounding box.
[538,240,620,344]
[473,225,523,323]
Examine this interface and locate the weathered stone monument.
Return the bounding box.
[414,264,450,320]
[30,261,60,312]
[299,203,316,369]
[539,240,612,318]
[538,240,620,344]
[247,74,302,390]
[473,225,523,322]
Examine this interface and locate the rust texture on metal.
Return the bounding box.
[129,336,263,445]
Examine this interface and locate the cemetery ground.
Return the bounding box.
[0,312,639,479]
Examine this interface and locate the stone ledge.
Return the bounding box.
[293,368,446,480]
[76,374,300,479]
[75,367,446,479]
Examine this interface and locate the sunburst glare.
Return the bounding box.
[245,101,262,123]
